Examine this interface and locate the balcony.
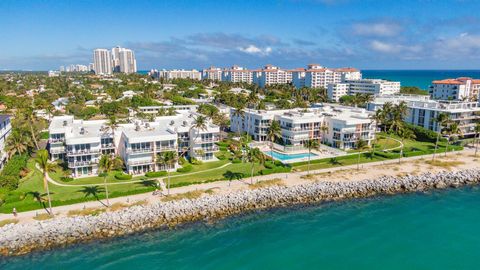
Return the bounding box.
[128,159,154,166]
[67,149,100,155]
[195,136,220,143]
[127,148,154,154]
[50,148,65,154]
[201,146,219,152]
[68,160,97,167]
[49,138,65,143]
[156,146,177,152]
[101,143,115,149]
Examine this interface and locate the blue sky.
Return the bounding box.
[1,0,480,70]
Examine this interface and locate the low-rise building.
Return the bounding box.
[49,109,220,177]
[149,69,202,80]
[231,104,375,150]
[0,115,12,170]
[367,95,480,137]
[429,77,480,101]
[253,65,293,88]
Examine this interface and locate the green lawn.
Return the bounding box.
[0,137,464,213]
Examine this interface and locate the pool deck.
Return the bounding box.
[263,149,343,164]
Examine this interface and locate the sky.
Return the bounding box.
[1,0,480,70]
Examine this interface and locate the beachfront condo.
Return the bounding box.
[367,95,480,137]
[327,79,401,102]
[429,77,480,101]
[0,115,12,171]
[48,110,220,177]
[230,104,376,151]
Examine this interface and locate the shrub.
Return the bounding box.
[177,164,193,173]
[274,160,283,167]
[114,172,132,180]
[190,157,203,165]
[178,156,187,165]
[405,123,446,143]
[0,154,28,190]
[264,162,275,169]
[215,153,227,160]
[231,158,242,164]
[60,177,74,182]
[145,171,167,178]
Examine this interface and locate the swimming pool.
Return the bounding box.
[264,151,318,161]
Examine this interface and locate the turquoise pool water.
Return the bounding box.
[265,151,317,161]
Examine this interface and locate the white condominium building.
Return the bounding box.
[231,105,376,150]
[292,64,362,89]
[327,79,401,101]
[253,65,293,88]
[150,69,202,80]
[93,49,113,75]
[0,115,12,170]
[222,65,253,83]
[202,66,223,81]
[49,110,220,177]
[367,95,480,137]
[429,77,480,101]
[118,48,137,74]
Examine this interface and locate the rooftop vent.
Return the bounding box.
[170,120,175,125]
[63,120,68,126]
[80,127,85,135]
[135,124,141,131]
[182,121,187,126]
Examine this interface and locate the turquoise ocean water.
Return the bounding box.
[3,186,480,269]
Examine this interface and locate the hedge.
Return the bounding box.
[0,154,28,190]
[145,171,167,178]
[259,166,291,175]
[114,172,132,180]
[231,158,242,163]
[405,123,446,143]
[177,164,193,173]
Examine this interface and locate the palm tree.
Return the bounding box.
[444,122,463,157]
[304,139,319,175]
[5,131,31,157]
[98,154,122,206]
[432,113,449,161]
[266,120,281,160]
[389,101,408,134]
[212,113,229,141]
[246,147,264,184]
[35,149,58,215]
[23,106,40,150]
[107,116,119,150]
[397,126,416,163]
[320,123,328,143]
[232,104,246,137]
[474,122,480,156]
[372,108,386,132]
[355,138,368,170]
[157,151,177,195]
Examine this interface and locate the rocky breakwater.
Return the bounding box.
[2,169,480,256]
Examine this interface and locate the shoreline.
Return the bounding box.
[1,168,480,257]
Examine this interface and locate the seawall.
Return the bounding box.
[1,169,480,256]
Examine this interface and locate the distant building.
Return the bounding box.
[150,69,202,80]
[429,77,480,101]
[48,70,61,77]
[292,64,362,89]
[114,47,137,74]
[221,65,253,83]
[328,79,401,101]
[93,49,112,75]
[253,65,293,88]
[202,66,223,81]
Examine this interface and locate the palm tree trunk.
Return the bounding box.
[307,148,311,175]
[250,162,254,184]
[104,175,110,207]
[432,131,440,161]
[44,175,53,215]
[357,151,360,170]
[444,137,449,157]
[167,171,171,195]
[399,144,403,164]
[475,132,479,157]
[30,124,39,150]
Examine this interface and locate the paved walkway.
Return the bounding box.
[1,147,471,224]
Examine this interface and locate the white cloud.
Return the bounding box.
[238,45,272,56]
[369,40,422,55]
[352,22,402,37]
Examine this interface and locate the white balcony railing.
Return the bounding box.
[127,148,154,154]
[66,149,100,155]
[68,160,97,167]
[128,159,154,166]
[49,138,65,143]
[50,148,65,154]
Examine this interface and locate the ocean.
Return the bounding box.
[139,70,480,90]
[3,186,480,269]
